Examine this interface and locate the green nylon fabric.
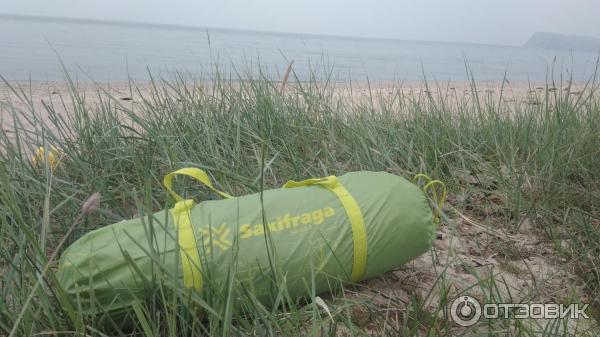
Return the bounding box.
[57,171,435,317]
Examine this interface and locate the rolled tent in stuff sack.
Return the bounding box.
[57,169,435,318]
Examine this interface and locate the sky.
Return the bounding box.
[2,0,600,45]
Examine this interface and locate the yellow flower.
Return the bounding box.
[32,146,60,170]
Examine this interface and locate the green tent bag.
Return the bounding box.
[57,169,436,316]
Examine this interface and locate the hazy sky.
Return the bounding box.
[2,0,600,45]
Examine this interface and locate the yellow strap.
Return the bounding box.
[163,167,233,202]
[163,168,233,293]
[171,200,203,293]
[283,176,367,282]
[413,174,447,226]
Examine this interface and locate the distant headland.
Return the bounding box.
[524,32,600,52]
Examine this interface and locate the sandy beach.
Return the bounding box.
[1,78,592,137]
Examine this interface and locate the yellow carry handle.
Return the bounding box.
[283,176,367,282]
[164,167,233,202]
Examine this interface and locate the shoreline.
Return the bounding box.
[2,78,592,103]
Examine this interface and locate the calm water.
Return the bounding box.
[1,15,599,82]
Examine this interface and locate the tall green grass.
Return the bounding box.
[0,68,599,336]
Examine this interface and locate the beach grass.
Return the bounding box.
[0,68,599,336]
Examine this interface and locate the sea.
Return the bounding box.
[1,14,599,83]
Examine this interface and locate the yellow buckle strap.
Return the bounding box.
[283,176,367,282]
[171,200,203,293]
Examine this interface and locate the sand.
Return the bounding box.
[1,78,590,137]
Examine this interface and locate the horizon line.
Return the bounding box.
[0,12,520,48]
